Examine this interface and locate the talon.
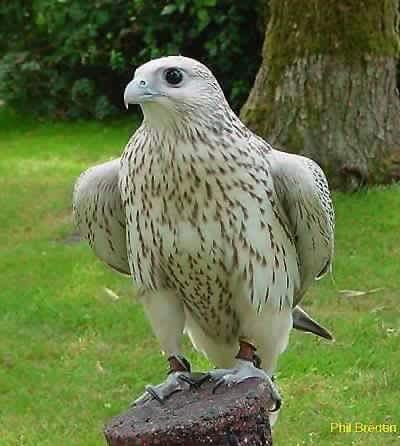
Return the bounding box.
[131,366,198,406]
[145,385,164,404]
[212,378,226,394]
[195,372,211,387]
[208,358,282,412]
[269,396,282,413]
[177,374,197,386]
[178,372,210,388]
[130,396,143,407]
[253,353,262,369]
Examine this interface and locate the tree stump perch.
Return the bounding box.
[104,377,273,445]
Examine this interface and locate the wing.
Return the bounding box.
[269,150,335,306]
[73,158,130,275]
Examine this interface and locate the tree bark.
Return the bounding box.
[241,0,400,190]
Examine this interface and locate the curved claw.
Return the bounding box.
[131,392,149,407]
[176,374,197,387]
[209,360,282,411]
[132,371,210,407]
[253,353,262,369]
[144,385,165,404]
[212,377,226,394]
[194,372,211,388]
[269,395,282,413]
[180,372,211,388]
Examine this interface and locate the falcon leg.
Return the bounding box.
[209,340,281,412]
[133,290,203,405]
[134,354,196,405]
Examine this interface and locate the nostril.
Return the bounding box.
[139,80,146,87]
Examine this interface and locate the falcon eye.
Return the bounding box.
[164,68,183,86]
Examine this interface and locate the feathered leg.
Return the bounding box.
[208,308,292,425]
[134,290,203,405]
[208,340,281,412]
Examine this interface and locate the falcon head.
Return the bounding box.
[124,56,228,124]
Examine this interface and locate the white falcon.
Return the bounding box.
[73,56,334,421]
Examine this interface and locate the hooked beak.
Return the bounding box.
[123,79,159,109]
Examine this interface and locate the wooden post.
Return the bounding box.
[104,377,273,445]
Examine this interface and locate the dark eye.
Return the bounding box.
[164,68,183,86]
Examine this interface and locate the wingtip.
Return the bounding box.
[292,306,335,341]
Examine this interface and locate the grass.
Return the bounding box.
[0,106,399,445]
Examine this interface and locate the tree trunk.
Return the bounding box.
[241,0,400,190]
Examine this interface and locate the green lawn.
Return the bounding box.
[0,107,399,446]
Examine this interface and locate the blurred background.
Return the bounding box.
[0,1,265,118]
[1,0,399,188]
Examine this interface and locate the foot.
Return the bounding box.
[133,354,209,406]
[209,359,281,412]
[133,371,195,405]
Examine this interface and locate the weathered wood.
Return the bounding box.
[104,377,273,445]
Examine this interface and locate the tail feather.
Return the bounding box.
[292,306,334,341]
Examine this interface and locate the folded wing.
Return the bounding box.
[270,150,335,306]
[73,159,129,275]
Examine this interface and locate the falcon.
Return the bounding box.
[73,56,334,422]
